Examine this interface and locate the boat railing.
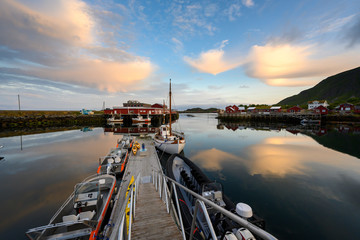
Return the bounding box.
[152,170,278,240]
[25,219,96,239]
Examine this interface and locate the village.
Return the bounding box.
[221,100,360,116]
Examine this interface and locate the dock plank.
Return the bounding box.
[131,183,182,239]
[108,137,182,240]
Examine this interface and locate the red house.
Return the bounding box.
[313,105,328,115]
[225,105,239,113]
[339,103,354,113]
[355,106,360,114]
[151,103,166,109]
[287,106,302,113]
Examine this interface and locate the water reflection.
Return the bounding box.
[0,128,119,239]
[181,114,360,239]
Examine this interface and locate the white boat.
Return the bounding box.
[107,117,123,123]
[26,174,116,240]
[132,114,151,123]
[154,79,186,154]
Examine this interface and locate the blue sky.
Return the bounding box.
[0,0,359,110]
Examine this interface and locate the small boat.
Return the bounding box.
[166,154,265,239]
[154,79,186,154]
[26,174,117,240]
[97,136,133,178]
[300,119,321,125]
[107,116,123,124]
[132,141,140,155]
[132,114,151,123]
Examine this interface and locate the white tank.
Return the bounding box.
[236,203,253,219]
[224,231,238,240]
[235,228,256,240]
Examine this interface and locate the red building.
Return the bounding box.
[225,105,239,113]
[339,103,354,113]
[287,106,302,113]
[313,105,328,115]
[104,107,169,116]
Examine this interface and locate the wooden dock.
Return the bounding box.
[108,136,182,240]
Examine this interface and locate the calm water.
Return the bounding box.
[1,114,360,239]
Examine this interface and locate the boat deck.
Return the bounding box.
[108,136,182,240]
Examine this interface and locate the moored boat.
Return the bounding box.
[107,117,123,124]
[97,136,133,178]
[132,114,151,123]
[166,154,266,240]
[26,174,117,240]
[154,79,186,154]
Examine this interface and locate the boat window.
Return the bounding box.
[74,182,100,203]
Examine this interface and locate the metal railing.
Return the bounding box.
[152,170,278,240]
[117,173,141,240]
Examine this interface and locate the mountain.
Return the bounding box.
[278,66,360,106]
[179,107,218,113]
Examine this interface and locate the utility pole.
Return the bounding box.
[18,94,21,111]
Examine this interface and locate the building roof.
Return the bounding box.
[247,107,256,110]
[270,106,281,110]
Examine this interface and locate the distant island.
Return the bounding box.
[179,108,218,113]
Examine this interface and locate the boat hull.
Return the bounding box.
[154,138,185,154]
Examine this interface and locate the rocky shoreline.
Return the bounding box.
[0,113,106,130]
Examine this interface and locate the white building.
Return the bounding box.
[308,100,329,110]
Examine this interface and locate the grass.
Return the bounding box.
[0,110,103,117]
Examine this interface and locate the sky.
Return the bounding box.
[0,0,359,110]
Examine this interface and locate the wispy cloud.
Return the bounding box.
[242,0,254,8]
[172,37,183,52]
[184,40,244,75]
[0,0,155,93]
[225,3,242,21]
[244,42,360,86]
[343,14,360,47]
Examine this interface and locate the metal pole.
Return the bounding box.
[189,201,200,240]
[118,214,125,240]
[164,177,169,212]
[172,182,186,240]
[18,94,21,111]
[129,188,134,240]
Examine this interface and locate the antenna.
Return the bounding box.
[18,94,21,111]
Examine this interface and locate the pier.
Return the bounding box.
[106,137,182,239]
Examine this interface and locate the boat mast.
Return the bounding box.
[162,99,166,124]
[169,79,172,136]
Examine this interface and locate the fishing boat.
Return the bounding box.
[26,174,117,240]
[132,114,151,124]
[166,154,266,240]
[97,136,133,178]
[107,116,123,124]
[154,79,186,154]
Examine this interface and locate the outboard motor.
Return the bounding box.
[235,228,256,240]
[235,203,253,220]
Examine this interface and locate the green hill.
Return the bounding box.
[278,66,360,107]
[180,108,218,113]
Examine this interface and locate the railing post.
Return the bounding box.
[118,214,125,240]
[189,200,200,240]
[155,172,158,191]
[198,200,217,240]
[128,187,134,240]
[159,173,162,199]
[172,182,186,240]
[163,177,169,213]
